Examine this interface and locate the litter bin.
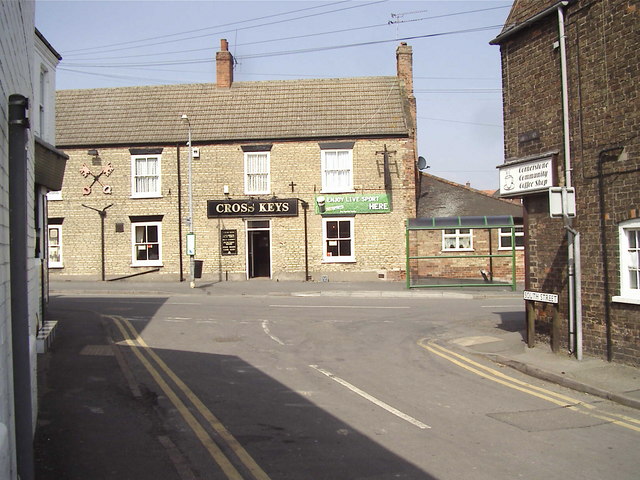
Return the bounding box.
[194,260,204,279]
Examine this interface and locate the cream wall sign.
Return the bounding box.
[80,162,114,195]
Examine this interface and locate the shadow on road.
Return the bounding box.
[36,295,439,479]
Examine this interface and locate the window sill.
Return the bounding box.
[612,296,640,305]
[322,259,356,264]
[131,263,163,268]
[320,190,356,194]
[442,249,475,253]
[498,247,525,251]
[131,194,162,199]
[49,265,63,269]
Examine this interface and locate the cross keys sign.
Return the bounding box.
[80,162,114,195]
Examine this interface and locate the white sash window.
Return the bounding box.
[245,152,270,194]
[614,220,640,304]
[322,149,353,193]
[131,221,162,266]
[132,155,161,197]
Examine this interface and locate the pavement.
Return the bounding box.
[34,279,640,479]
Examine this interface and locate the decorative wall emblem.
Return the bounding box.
[80,162,114,195]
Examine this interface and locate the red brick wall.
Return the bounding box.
[498,0,640,365]
[408,228,525,285]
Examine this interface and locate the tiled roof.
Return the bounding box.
[56,77,410,147]
[417,173,523,218]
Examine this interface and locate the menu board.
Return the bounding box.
[221,229,237,256]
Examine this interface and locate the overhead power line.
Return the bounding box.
[58,67,186,86]
[63,0,386,57]
[64,0,352,54]
[63,21,391,62]
[65,4,510,62]
[415,89,501,94]
[63,23,503,69]
[232,26,504,60]
[418,116,502,128]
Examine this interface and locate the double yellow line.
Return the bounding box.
[110,315,272,480]
[418,339,640,433]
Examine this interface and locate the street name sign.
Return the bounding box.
[523,290,558,304]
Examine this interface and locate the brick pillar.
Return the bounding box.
[216,38,233,88]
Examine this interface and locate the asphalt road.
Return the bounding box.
[45,293,640,480]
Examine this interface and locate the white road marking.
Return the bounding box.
[261,319,285,345]
[481,305,522,308]
[269,305,409,309]
[309,365,431,430]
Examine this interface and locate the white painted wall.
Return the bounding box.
[0,1,37,478]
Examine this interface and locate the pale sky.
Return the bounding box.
[36,0,513,190]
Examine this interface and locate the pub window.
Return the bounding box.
[48,225,63,268]
[498,226,524,250]
[131,221,162,266]
[244,152,270,194]
[131,155,161,198]
[442,228,473,251]
[323,217,355,262]
[614,219,640,303]
[321,149,353,193]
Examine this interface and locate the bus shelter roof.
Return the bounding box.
[407,215,516,230]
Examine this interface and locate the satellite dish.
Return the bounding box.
[417,156,429,170]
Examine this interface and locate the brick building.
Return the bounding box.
[407,173,524,287]
[492,0,639,365]
[50,40,418,283]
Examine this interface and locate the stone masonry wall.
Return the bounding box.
[48,136,416,282]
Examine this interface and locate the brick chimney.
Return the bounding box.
[396,42,413,96]
[396,41,416,132]
[216,39,233,88]
[396,42,419,219]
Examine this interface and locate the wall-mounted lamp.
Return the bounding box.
[223,185,229,195]
[87,149,99,156]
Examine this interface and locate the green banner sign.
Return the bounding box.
[315,193,391,215]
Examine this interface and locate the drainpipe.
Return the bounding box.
[302,201,310,281]
[9,94,35,480]
[557,3,582,360]
[176,143,184,282]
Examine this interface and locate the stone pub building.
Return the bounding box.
[49,40,418,283]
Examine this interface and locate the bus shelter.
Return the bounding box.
[406,215,518,290]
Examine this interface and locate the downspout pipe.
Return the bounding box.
[558,4,572,187]
[9,94,35,480]
[566,225,583,360]
[557,3,582,360]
